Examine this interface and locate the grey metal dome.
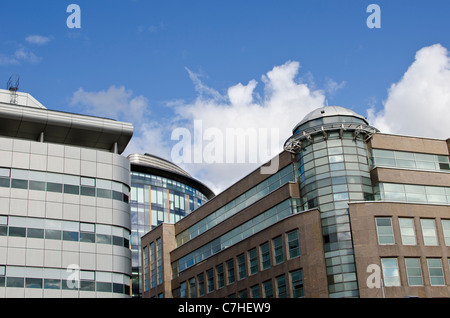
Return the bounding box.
[293,106,368,134]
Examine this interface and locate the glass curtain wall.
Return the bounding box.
[130,171,209,297]
[297,127,373,297]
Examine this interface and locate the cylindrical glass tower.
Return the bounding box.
[127,153,214,297]
[284,106,378,297]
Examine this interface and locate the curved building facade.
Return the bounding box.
[0,89,134,298]
[128,153,214,297]
[285,106,379,297]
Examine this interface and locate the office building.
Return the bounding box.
[128,153,214,297]
[0,88,134,297]
[141,105,450,298]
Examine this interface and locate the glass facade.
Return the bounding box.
[370,149,450,172]
[174,199,302,275]
[130,170,210,297]
[176,165,294,246]
[297,128,371,297]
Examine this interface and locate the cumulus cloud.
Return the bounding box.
[70,85,149,124]
[368,44,450,139]
[170,61,325,193]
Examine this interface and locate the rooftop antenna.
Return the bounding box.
[6,74,20,104]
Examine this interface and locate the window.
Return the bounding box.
[381,258,400,286]
[291,270,304,298]
[216,264,224,289]
[399,218,416,245]
[226,259,235,285]
[249,248,258,275]
[421,219,438,246]
[206,269,214,293]
[198,273,205,297]
[237,254,246,280]
[276,275,287,298]
[180,281,187,298]
[26,278,43,289]
[287,230,300,258]
[442,220,450,246]
[251,285,260,298]
[260,242,271,270]
[263,280,273,298]
[9,227,26,237]
[376,218,394,244]
[405,258,423,286]
[427,259,445,286]
[273,236,284,265]
[189,277,196,298]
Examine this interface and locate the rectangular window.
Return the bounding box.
[237,254,246,280]
[29,180,46,191]
[421,219,438,246]
[180,281,187,298]
[249,248,258,275]
[47,182,63,193]
[287,230,301,258]
[263,280,273,298]
[198,273,205,297]
[427,258,445,286]
[9,227,26,237]
[381,258,400,286]
[399,218,416,245]
[80,186,96,197]
[273,236,284,265]
[207,269,214,293]
[189,277,196,298]
[64,184,79,195]
[291,270,304,298]
[7,277,24,288]
[276,275,287,298]
[63,231,79,242]
[442,220,450,246]
[26,278,43,289]
[405,258,423,286]
[251,285,260,298]
[11,179,28,189]
[260,242,271,270]
[143,246,149,292]
[80,232,95,243]
[216,264,224,289]
[27,228,44,239]
[44,279,61,290]
[376,217,394,244]
[226,259,235,285]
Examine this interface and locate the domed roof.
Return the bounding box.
[293,106,368,133]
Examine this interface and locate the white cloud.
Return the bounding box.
[70,85,149,124]
[368,44,450,139]
[325,77,346,97]
[25,35,53,45]
[170,61,325,193]
[0,47,41,66]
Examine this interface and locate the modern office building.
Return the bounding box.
[141,105,450,298]
[128,153,214,297]
[0,88,134,297]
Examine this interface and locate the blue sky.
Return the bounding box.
[1,0,450,192]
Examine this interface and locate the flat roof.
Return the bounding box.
[0,100,133,154]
